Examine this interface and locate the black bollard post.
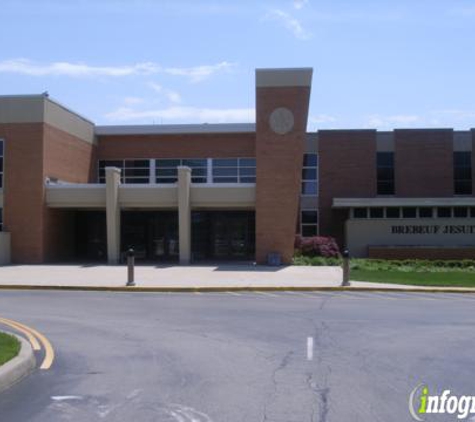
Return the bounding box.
[126,248,136,287]
[341,249,351,287]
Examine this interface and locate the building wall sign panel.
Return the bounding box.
[347,218,475,257]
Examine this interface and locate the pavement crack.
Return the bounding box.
[306,373,331,422]
[261,351,294,422]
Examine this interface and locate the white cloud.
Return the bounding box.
[293,0,309,10]
[0,58,159,77]
[148,82,181,104]
[165,90,182,104]
[164,61,235,83]
[105,106,254,124]
[0,58,234,82]
[266,9,311,40]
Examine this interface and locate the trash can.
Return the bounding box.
[267,252,282,266]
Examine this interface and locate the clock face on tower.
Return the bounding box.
[269,107,294,135]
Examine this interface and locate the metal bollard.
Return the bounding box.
[126,248,136,287]
[341,249,351,287]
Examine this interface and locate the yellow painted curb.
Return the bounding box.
[0,285,474,294]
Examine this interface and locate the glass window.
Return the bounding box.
[386,207,400,218]
[302,181,317,195]
[213,167,238,177]
[156,158,208,184]
[301,210,318,224]
[123,160,150,184]
[98,159,151,184]
[369,208,384,218]
[98,160,124,183]
[454,151,472,195]
[213,158,238,167]
[303,154,317,167]
[453,207,468,218]
[471,207,475,218]
[300,210,318,237]
[211,158,255,183]
[302,225,318,237]
[402,207,417,218]
[0,139,3,189]
[240,158,256,167]
[353,208,368,219]
[376,152,394,195]
[302,168,317,179]
[419,207,433,218]
[437,207,452,218]
[157,159,181,167]
[302,153,318,196]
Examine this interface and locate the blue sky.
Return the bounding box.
[1,0,474,130]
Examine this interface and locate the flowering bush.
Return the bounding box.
[294,235,341,258]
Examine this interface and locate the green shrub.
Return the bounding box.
[292,254,341,266]
[292,256,475,272]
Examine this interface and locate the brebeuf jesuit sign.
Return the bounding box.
[391,225,475,235]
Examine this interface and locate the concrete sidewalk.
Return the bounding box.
[0,264,474,292]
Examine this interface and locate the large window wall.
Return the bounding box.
[98,157,256,184]
[98,160,150,184]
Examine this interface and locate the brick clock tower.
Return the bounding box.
[255,68,313,264]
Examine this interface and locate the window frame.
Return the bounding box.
[376,151,395,196]
[454,151,473,195]
[211,157,256,184]
[300,209,318,237]
[301,153,318,196]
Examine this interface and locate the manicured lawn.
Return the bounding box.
[0,332,20,366]
[351,269,475,287]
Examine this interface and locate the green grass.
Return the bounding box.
[351,269,475,287]
[293,256,475,287]
[0,332,21,366]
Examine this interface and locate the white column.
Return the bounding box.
[106,167,121,264]
[177,166,191,264]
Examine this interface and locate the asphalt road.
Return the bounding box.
[0,290,474,422]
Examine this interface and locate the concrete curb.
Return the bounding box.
[0,333,36,394]
[0,284,474,294]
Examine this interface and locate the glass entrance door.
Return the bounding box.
[121,211,178,262]
[192,211,255,261]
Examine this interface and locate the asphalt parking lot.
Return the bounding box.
[1,290,474,421]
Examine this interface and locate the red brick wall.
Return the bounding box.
[0,122,95,263]
[369,246,475,260]
[255,86,310,264]
[318,130,377,247]
[394,129,453,197]
[42,123,96,261]
[97,133,255,162]
[0,123,45,263]
[43,123,96,183]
